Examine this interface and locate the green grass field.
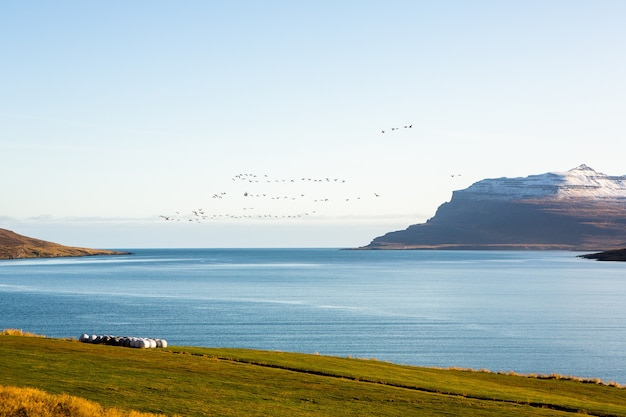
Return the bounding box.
[2,334,626,416]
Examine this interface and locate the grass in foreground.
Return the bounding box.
[2,334,626,416]
[0,328,46,337]
[0,385,172,417]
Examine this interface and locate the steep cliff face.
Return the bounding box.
[361,165,626,250]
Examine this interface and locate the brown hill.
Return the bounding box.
[0,228,129,260]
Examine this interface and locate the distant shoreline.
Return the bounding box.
[0,250,131,261]
[578,248,626,262]
[353,243,606,250]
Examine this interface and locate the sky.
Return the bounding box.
[2,1,626,248]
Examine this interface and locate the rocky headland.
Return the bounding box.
[578,248,626,262]
[360,165,626,251]
[0,228,129,260]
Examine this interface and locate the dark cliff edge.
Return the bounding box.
[578,248,626,262]
[0,228,130,260]
[357,198,626,251]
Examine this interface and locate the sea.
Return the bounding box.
[1,248,625,384]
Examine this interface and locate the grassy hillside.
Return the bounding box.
[0,228,128,259]
[2,334,626,416]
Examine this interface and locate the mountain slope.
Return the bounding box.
[361,165,626,250]
[0,228,128,259]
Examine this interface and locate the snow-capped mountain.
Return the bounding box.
[360,165,626,251]
[454,164,626,201]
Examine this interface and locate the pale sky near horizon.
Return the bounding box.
[2,1,625,248]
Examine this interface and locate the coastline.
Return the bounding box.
[0,250,131,261]
[578,248,626,262]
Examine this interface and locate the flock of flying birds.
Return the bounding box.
[381,124,412,134]
[159,126,464,224]
[159,173,382,223]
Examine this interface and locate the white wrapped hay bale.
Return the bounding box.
[78,333,168,348]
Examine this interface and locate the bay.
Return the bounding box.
[1,249,625,384]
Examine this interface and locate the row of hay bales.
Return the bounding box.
[79,334,167,348]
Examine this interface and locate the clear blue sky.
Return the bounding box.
[2,1,625,248]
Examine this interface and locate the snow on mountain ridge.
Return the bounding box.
[453,164,626,201]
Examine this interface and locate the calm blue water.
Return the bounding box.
[1,249,625,383]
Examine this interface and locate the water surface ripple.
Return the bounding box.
[1,249,625,384]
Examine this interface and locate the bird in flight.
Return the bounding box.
[382,124,412,133]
